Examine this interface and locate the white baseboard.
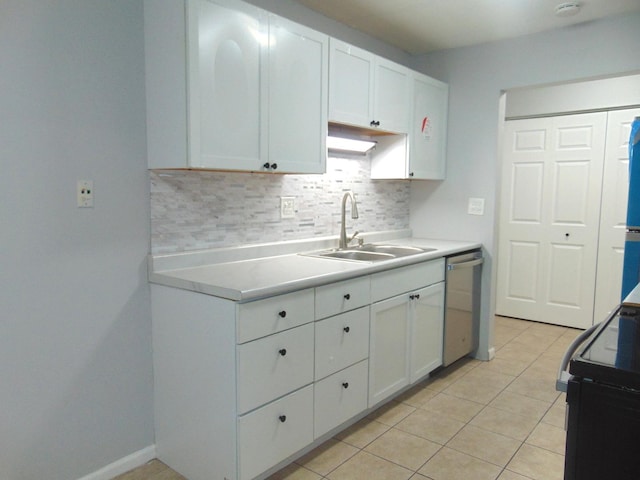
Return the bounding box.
[76,445,157,480]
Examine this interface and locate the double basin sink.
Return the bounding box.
[303,244,436,263]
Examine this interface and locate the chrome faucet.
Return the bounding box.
[339,191,359,249]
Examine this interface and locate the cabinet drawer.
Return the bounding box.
[237,288,314,344]
[314,360,368,439]
[238,385,314,480]
[371,259,444,302]
[237,323,314,415]
[315,307,369,381]
[315,275,370,319]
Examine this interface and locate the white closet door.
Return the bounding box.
[496,112,607,329]
[593,108,640,321]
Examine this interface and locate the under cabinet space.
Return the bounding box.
[315,275,371,319]
[238,385,314,480]
[314,360,369,439]
[236,288,315,344]
[237,323,314,415]
[315,307,369,380]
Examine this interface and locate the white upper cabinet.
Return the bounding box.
[267,16,328,174]
[144,0,328,174]
[408,72,448,180]
[329,39,409,134]
[373,57,410,134]
[370,71,448,180]
[329,40,374,127]
[187,0,266,170]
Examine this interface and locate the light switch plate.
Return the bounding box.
[280,196,295,219]
[468,197,485,215]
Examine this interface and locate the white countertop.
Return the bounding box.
[149,234,481,302]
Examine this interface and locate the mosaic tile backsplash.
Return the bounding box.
[150,156,411,254]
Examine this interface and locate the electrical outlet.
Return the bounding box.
[468,197,484,215]
[280,196,295,219]
[77,180,94,208]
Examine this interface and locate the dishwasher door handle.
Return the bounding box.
[447,257,484,270]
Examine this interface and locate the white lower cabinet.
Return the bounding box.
[237,323,314,414]
[152,257,447,480]
[369,295,410,406]
[369,260,445,407]
[410,282,445,382]
[314,307,369,380]
[314,360,368,438]
[238,385,314,480]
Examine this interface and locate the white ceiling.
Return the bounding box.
[292,0,640,54]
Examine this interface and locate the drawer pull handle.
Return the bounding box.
[278,310,287,318]
[278,348,287,356]
[342,382,349,389]
[279,415,287,423]
[343,326,350,333]
[344,293,351,300]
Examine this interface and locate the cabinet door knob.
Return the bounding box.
[415,294,420,299]
[342,382,349,389]
[409,172,414,177]
[263,162,270,169]
[565,233,570,238]
[279,415,287,423]
[343,326,350,333]
[278,348,287,356]
[410,294,421,300]
[271,163,278,170]
[278,310,287,318]
[344,293,351,300]
[370,120,380,127]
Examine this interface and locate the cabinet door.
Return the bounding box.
[187,0,266,170]
[373,57,410,134]
[409,73,448,179]
[410,282,445,382]
[328,39,374,128]
[369,294,410,407]
[267,15,327,174]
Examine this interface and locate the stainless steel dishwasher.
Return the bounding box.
[443,250,483,366]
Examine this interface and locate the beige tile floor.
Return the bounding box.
[115,316,578,480]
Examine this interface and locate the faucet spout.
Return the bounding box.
[339,191,359,249]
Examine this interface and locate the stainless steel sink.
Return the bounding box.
[306,249,394,262]
[357,244,436,257]
[302,244,435,262]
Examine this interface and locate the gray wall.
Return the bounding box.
[408,12,640,357]
[0,1,152,479]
